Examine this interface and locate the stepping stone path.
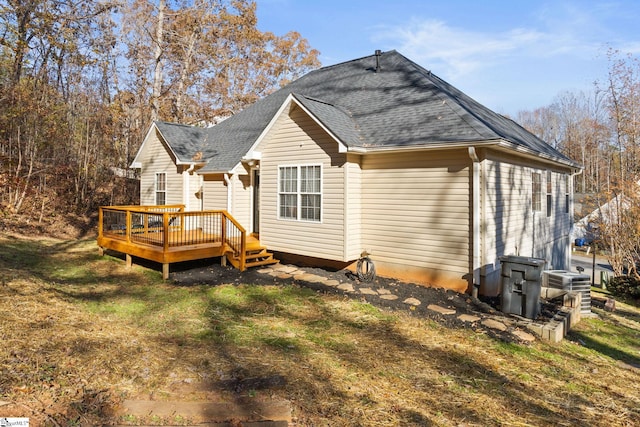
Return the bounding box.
[427,304,456,315]
[458,314,481,323]
[481,318,508,332]
[256,264,537,344]
[119,398,291,426]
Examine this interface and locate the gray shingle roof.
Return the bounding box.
[154,121,212,163]
[154,50,578,172]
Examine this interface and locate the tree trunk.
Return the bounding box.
[150,0,166,122]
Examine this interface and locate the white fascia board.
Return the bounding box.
[129,122,159,168]
[348,139,500,154]
[231,161,250,175]
[242,151,262,162]
[350,138,581,170]
[244,93,349,157]
[493,140,582,170]
[290,94,349,153]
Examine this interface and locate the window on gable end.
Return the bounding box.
[156,172,166,205]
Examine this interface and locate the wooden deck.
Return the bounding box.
[97,205,276,279]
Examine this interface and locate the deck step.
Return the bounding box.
[246,258,280,268]
[225,247,278,271]
[245,248,270,260]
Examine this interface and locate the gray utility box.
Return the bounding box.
[500,256,546,319]
[543,270,591,315]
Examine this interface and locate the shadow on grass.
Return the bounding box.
[196,283,594,425]
[2,234,637,425]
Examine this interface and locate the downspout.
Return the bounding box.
[183,164,195,211]
[468,147,481,298]
[224,173,233,214]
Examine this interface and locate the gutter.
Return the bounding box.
[468,147,481,298]
[345,138,580,170]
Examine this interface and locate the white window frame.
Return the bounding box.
[155,172,166,205]
[277,164,322,222]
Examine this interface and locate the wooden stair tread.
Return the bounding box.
[246,258,279,267]
[225,237,278,270]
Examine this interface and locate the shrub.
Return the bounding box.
[607,276,640,300]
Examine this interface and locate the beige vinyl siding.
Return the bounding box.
[200,169,252,231]
[482,158,534,268]
[344,154,362,260]
[258,104,346,260]
[202,174,229,211]
[138,129,182,206]
[186,167,203,211]
[230,171,252,229]
[360,150,470,275]
[482,152,573,275]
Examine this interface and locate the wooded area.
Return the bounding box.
[1,0,640,265]
[0,0,319,233]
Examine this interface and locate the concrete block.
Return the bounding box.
[541,286,567,300]
[526,322,544,337]
[543,321,565,343]
[563,291,581,309]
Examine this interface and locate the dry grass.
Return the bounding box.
[0,232,639,426]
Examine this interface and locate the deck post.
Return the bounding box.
[126,210,131,243]
[98,247,104,256]
[221,213,226,246]
[162,263,169,280]
[239,231,246,271]
[126,254,132,268]
[98,207,103,239]
[163,213,169,253]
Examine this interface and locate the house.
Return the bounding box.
[130,50,581,296]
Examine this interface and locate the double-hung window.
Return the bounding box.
[279,165,321,222]
[564,174,570,214]
[532,172,541,212]
[546,170,552,217]
[155,172,166,205]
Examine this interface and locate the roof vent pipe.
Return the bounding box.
[375,50,382,72]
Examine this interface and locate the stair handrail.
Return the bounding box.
[221,211,247,271]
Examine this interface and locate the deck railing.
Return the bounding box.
[98,205,248,270]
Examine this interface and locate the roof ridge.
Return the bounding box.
[309,49,398,74]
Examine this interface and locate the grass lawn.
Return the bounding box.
[0,233,639,426]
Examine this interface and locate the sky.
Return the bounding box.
[255,0,640,116]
